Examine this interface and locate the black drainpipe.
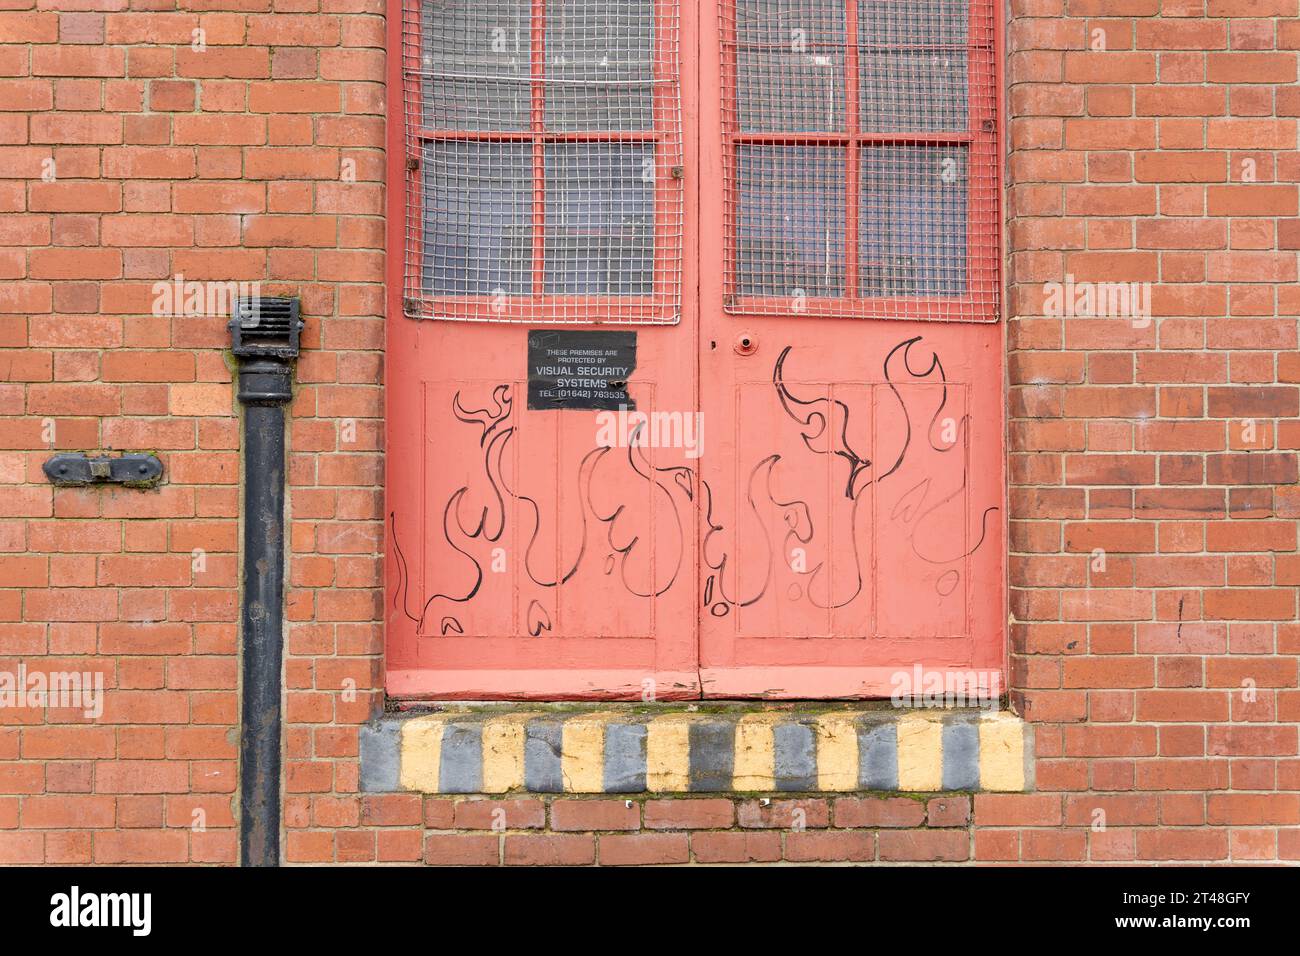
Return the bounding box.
[229,297,303,867]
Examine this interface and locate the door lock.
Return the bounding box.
[733,332,758,356]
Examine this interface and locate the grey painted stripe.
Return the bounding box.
[438,721,483,794]
[358,721,400,793]
[603,722,647,793]
[942,720,980,791]
[524,718,565,793]
[774,721,817,791]
[858,720,899,790]
[688,719,735,792]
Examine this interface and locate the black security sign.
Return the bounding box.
[527,330,637,411]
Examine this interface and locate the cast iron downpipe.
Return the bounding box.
[230,297,303,867]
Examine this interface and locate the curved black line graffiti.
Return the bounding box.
[892,475,1000,568]
[389,505,475,638]
[774,346,872,500]
[526,599,552,637]
[514,438,592,589]
[705,337,998,610]
[587,423,692,599]
[453,384,511,446]
[392,340,1001,636]
[699,478,730,617]
[389,509,416,622]
[392,384,694,636]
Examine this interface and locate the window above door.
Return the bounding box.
[720,0,1000,322]
[399,0,685,325]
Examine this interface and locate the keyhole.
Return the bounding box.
[734,332,758,356]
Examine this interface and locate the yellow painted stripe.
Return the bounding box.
[480,713,531,793]
[561,714,608,793]
[399,716,446,793]
[815,714,859,791]
[896,713,943,791]
[732,714,777,791]
[979,712,1027,791]
[645,715,691,792]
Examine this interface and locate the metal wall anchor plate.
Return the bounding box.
[43,453,164,487]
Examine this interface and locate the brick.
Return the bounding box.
[644,799,734,830]
[452,799,544,831]
[975,794,1063,827]
[926,796,972,828]
[1020,829,1088,862]
[878,829,970,862]
[1137,829,1229,862]
[691,831,782,863]
[94,830,188,864]
[550,799,640,832]
[835,796,925,828]
[20,796,115,829]
[504,834,595,866]
[786,830,875,862]
[424,834,498,866]
[736,798,829,829]
[0,833,45,864]
[599,833,688,866]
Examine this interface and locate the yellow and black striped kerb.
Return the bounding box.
[360,709,1032,795]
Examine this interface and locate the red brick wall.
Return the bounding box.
[0,0,1296,865]
[1005,0,1300,863]
[0,0,387,864]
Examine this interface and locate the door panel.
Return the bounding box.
[695,1,1005,698]
[385,0,1004,700]
[385,324,699,700]
[385,0,700,700]
[694,326,1004,697]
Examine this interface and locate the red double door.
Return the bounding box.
[385,1,1004,699]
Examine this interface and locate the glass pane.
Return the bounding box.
[544,143,655,294]
[423,140,533,295]
[858,0,968,132]
[737,145,845,298]
[545,0,656,131]
[735,0,845,132]
[859,144,967,297]
[421,0,531,131]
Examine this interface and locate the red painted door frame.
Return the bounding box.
[383,0,1008,700]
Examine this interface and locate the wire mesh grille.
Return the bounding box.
[737,146,845,299]
[721,0,999,321]
[403,0,683,324]
[860,144,968,297]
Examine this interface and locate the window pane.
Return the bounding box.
[859,144,967,297]
[423,140,533,295]
[545,0,656,131]
[735,0,845,132]
[544,143,655,294]
[737,145,845,298]
[858,0,968,132]
[421,0,531,131]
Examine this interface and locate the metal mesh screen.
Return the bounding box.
[403,0,683,324]
[721,0,999,321]
[737,145,845,299]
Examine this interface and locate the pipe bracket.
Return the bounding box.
[43,452,164,488]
